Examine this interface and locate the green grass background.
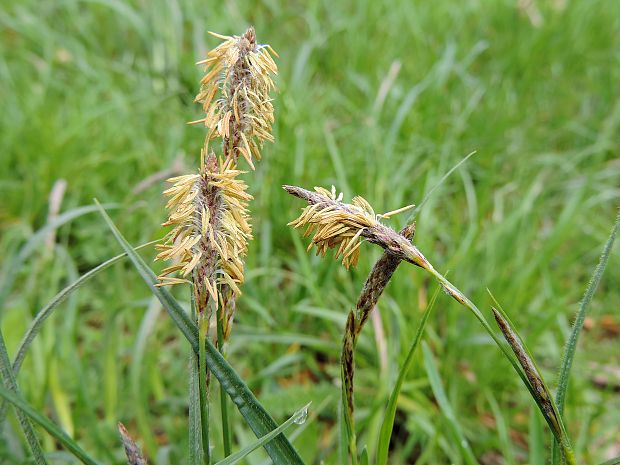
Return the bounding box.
[1,0,619,463]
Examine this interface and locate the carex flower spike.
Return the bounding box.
[156,27,277,341]
[193,27,278,170]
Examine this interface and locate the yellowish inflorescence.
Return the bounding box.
[288,186,414,268]
[155,28,277,320]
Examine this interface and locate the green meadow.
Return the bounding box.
[1,0,619,463]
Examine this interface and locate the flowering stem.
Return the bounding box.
[216,305,232,457]
[198,314,211,465]
[340,312,358,465]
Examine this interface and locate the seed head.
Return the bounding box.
[155,155,252,307]
[193,27,278,169]
[287,185,415,269]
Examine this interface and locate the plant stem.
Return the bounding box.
[216,305,232,457]
[198,314,211,465]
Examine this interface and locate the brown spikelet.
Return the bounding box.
[356,223,415,332]
[118,423,148,465]
[341,310,357,421]
[491,307,562,438]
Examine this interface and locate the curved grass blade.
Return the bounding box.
[376,286,440,465]
[95,201,305,465]
[214,402,311,465]
[0,329,47,464]
[0,204,118,307]
[0,384,99,465]
[552,211,620,464]
[406,150,477,222]
[422,342,477,465]
[0,241,158,425]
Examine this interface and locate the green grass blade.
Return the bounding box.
[376,286,439,465]
[486,391,516,465]
[552,211,620,464]
[422,342,477,465]
[406,150,477,222]
[556,211,620,412]
[214,402,310,465]
[0,240,157,426]
[0,204,117,307]
[95,201,305,465]
[0,383,99,465]
[0,329,48,464]
[529,405,545,465]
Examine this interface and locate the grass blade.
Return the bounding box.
[422,342,477,465]
[0,383,99,465]
[556,211,620,410]
[553,211,620,464]
[376,286,439,465]
[214,402,310,465]
[0,204,117,307]
[0,241,158,426]
[406,150,477,222]
[529,405,545,465]
[95,201,305,465]
[0,329,47,464]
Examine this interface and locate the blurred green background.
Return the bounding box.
[1,0,619,463]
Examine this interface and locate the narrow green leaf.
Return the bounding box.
[486,392,515,465]
[556,211,620,411]
[407,150,477,222]
[0,329,48,464]
[95,201,305,465]
[0,241,157,426]
[359,446,369,465]
[552,212,619,465]
[0,204,117,306]
[422,342,477,465]
[214,402,311,465]
[0,384,99,465]
[376,287,438,465]
[529,405,545,465]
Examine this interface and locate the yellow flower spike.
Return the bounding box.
[286,185,419,269]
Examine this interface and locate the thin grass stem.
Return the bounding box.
[198,314,211,465]
[216,306,232,457]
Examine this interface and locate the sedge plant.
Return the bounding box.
[284,182,619,465]
[0,23,618,465]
